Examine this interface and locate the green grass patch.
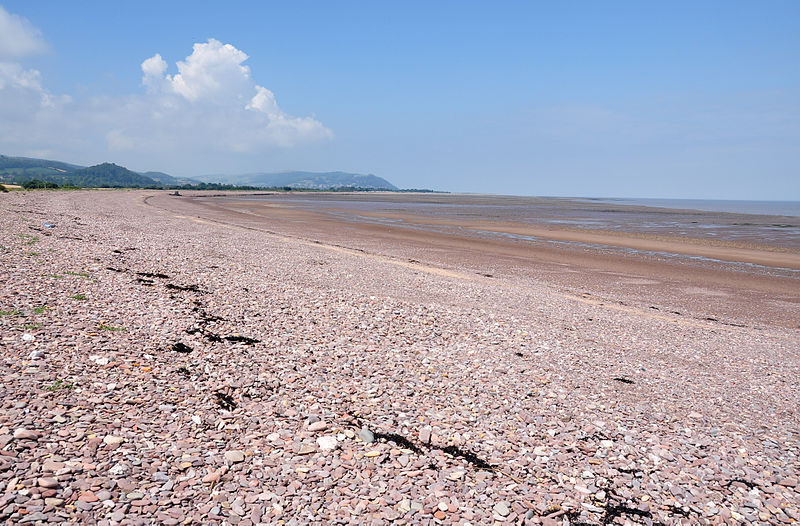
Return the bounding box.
[24,323,41,330]
[0,309,21,316]
[65,271,91,278]
[33,305,48,314]
[99,324,126,332]
[18,234,39,245]
[46,274,64,279]
[70,294,87,300]
[46,379,75,392]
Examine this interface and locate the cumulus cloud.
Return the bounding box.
[0,6,47,58]
[0,13,332,172]
[130,38,331,151]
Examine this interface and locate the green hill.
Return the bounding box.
[68,163,159,188]
[0,155,162,188]
[0,155,82,182]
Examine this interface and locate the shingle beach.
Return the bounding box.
[1,190,798,525]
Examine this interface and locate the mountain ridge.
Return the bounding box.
[198,170,398,190]
[0,154,400,190]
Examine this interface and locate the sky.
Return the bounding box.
[0,1,798,199]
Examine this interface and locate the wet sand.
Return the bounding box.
[152,192,800,329]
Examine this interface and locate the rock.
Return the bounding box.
[419,427,431,445]
[103,435,124,445]
[37,477,59,489]
[191,415,202,425]
[44,498,64,507]
[224,450,245,463]
[78,491,98,503]
[89,355,110,366]
[358,427,375,443]
[108,463,129,478]
[20,512,47,523]
[308,421,328,432]
[317,436,337,451]
[13,428,39,440]
[779,477,797,487]
[298,444,316,455]
[202,469,224,483]
[41,460,64,472]
[22,333,35,342]
[96,490,112,501]
[28,350,44,360]
[493,502,510,517]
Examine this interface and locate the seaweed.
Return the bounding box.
[441,445,494,471]
[166,283,207,293]
[224,335,260,345]
[171,342,193,354]
[725,478,758,489]
[136,271,170,279]
[215,391,236,411]
[186,327,222,342]
[602,503,653,525]
[373,431,424,454]
[613,377,635,384]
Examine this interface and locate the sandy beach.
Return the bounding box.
[1,190,799,525]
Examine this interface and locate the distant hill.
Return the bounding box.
[0,155,83,181]
[1,154,399,191]
[68,163,159,188]
[0,155,183,188]
[204,171,398,190]
[139,171,198,186]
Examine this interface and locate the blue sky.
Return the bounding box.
[1,1,798,198]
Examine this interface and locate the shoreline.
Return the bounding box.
[1,190,798,524]
[163,191,800,329]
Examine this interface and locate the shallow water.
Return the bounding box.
[227,194,800,250]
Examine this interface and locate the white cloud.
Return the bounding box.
[0,16,332,172]
[160,39,251,102]
[140,53,167,92]
[0,6,47,58]
[134,38,331,150]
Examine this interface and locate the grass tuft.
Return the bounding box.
[46,379,75,392]
[99,324,126,332]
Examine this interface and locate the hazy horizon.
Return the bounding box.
[1,2,798,200]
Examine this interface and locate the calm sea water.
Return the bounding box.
[578,198,800,217]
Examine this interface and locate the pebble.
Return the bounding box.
[224,450,245,463]
[358,426,375,443]
[317,436,338,451]
[419,427,432,445]
[13,428,39,440]
[493,502,510,517]
[103,435,124,445]
[307,421,328,432]
[78,492,98,503]
[37,478,59,489]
